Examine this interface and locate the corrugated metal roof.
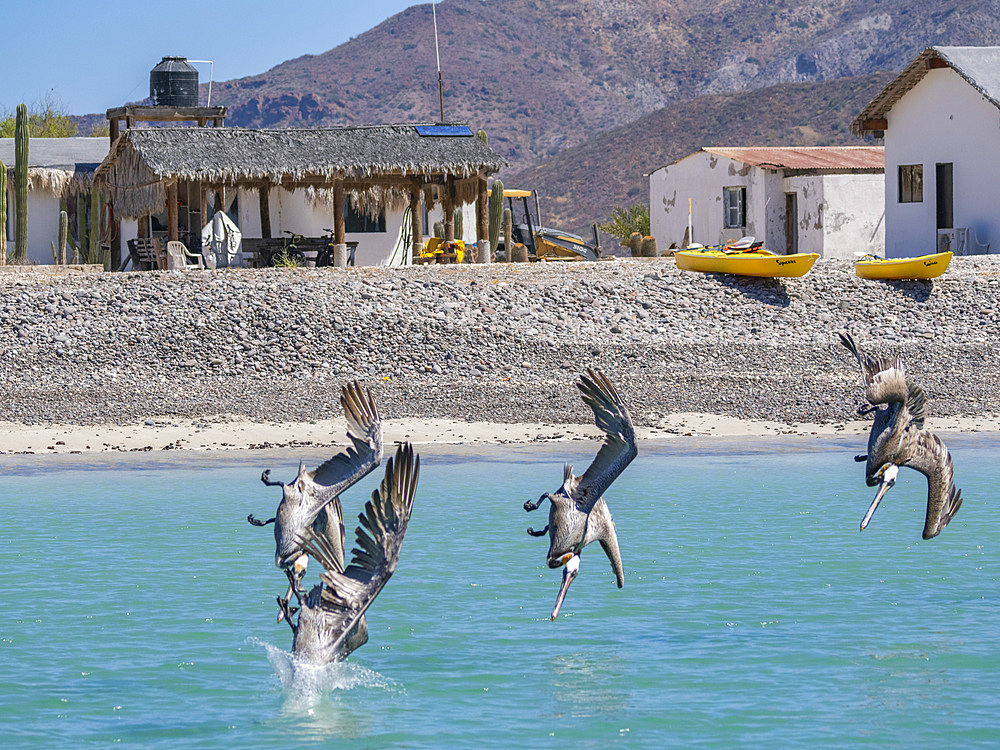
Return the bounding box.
[702,146,884,170]
[853,46,1000,134]
[0,137,109,171]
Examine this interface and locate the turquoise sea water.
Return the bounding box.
[1,436,998,748]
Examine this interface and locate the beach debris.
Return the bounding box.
[524,368,637,619]
[840,331,962,539]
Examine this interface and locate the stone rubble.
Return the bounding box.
[1,256,998,429]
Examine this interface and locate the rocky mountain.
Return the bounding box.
[206,0,999,171]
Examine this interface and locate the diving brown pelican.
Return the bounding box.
[840,332,962,539]
[281,442,419,663]
[248,381,383,607]
[524,369,637,619]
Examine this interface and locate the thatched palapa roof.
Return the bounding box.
[94,124,505,218]
[0,137,109,197]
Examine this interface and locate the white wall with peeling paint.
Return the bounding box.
[649,151,885,258]
[884,66,1000,257]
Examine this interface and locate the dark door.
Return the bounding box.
[784,193,798,254]
[936,162,953,229]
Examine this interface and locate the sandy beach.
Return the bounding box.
[3,412,999,456]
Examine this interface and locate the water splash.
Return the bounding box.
[252,639,396,713]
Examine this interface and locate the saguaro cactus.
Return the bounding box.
[14,103,28,264]
[488,179,503,258]
[57,210,68,264]
[0,160,7,264]
[452,206,463,241]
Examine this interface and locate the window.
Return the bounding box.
[723,186,746,228]
[345,202,386,233]
[898,164,923,203]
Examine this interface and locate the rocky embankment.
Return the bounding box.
[1,256,998,428]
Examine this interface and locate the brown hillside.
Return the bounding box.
[506,72,895,239]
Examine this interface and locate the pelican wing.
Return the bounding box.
[903,430,963,539]
[298,443,419,657]
[305,382,384,515]
[573,369,638,515]
[839,332,908,405]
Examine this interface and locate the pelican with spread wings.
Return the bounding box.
[840,332,962,539]
[524,369,638,619]
[248,381,383,608]
[281,442,419,663]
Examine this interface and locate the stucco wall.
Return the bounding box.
[820,173,884,259]
[650,153,757,249]
[885,66,1000,257]
[652,152,885,257]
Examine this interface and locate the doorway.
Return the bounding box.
[936,162,953,230]
[784,193,798,254]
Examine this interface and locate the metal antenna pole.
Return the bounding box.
[432,0,444,122]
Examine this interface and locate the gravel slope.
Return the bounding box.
[1,256,997,428]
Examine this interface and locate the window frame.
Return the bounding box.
[344,201,387,233]
[898,164,923,203]
[723,186,747,229]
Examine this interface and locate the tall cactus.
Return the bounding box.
[452,206,463,241]
[57,209,68,265]
[488,179,503,257]
[14,103,28,264]
[0,160,6,265]
[433,220,444,238]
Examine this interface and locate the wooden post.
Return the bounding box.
[476,174,488,261]
[333,179,346,245]
[443,179,455,243]
[137,214,149,239]
[108,117,122,270]
[409,185,422,262]
[258,182,271,239]
[167,180,179,242]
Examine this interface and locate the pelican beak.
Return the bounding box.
[551,555,580,621]
[861,466,898,531]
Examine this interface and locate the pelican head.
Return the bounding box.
[550,554,580,621]
[861,464,899,531]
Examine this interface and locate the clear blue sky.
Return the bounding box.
[2,0,422,116]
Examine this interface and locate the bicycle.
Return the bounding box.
[266,230,307,267]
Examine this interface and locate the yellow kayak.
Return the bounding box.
[854,251,952,280]
[674,248,820,278]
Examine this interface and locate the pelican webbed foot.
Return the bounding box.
[276,596,298,633]
[524,493,554,512]
[247,513,275,526]
[527,525,549,537]
[260,469,282,487]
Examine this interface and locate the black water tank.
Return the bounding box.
[149,56,199,107]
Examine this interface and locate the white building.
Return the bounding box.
[1,138,109,264]
[648,146,885,259]
[853,46,1000,258]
